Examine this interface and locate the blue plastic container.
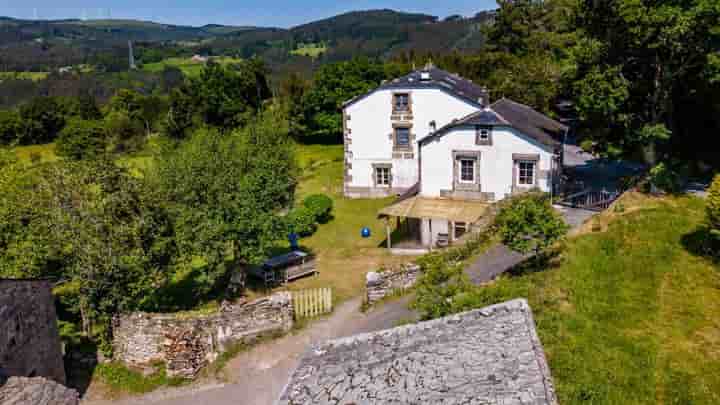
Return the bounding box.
[361,227,371,238]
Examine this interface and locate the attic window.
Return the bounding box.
[393,93,410,112]
[475,125,492,145]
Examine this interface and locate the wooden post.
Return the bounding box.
[386,218,392,250]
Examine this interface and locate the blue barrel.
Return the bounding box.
[361,227,371,238]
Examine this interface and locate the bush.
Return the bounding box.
[287,206,317,237]
[648,162,681,193]
[302,194,333,223]
[494,192,569,255]
[708,174,720,241]
[56,119,107,160]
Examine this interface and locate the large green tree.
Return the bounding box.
[153,108,297,294]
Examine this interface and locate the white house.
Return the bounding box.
[343,65,567,251]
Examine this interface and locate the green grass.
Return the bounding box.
[142,57,243,77]
[0,71,49,82]
[454,193,720,404]
[290,43,327,58]
[10,143,58,164]
[93,362,187,396]
[258,144,409,302]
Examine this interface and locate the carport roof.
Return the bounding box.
[379,196,490,223]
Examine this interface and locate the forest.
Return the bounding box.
[1,0,719,354]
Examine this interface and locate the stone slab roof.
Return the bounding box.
[277,299,557,405]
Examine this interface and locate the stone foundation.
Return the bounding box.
[112,292,293,379]
[0,377,79,405]
[366,263,421,305]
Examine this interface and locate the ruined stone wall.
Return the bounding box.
[113,292,293,378]
[0,280,66,384]
[0,377,79,405]
[366,263,421,305]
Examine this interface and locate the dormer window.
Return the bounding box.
[475,125,492,145]
[393,93,410,113]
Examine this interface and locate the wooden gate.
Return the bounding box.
[292,288,332,319]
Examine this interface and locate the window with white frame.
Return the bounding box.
[375,166,391,186]
[518,161,535,186]
[459,159,476,183]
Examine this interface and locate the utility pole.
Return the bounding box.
[128,41,137,70]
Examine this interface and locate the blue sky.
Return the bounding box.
[1,0,498,28]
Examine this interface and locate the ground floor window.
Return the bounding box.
[375,166,391,186]
[454,222,467,239]
[459,159,476,183]
[518,161,535,186]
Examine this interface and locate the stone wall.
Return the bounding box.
[0,377,79,405]
[366,263,421,305]
[0,279,66,384]
[113,292,293,379]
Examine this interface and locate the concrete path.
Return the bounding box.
[83,296,418,405]
[465,205,596,286]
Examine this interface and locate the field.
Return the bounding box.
[0,71,49,82]
[470,193,720,404]
[290,43,327,58]
[142,57,244,77]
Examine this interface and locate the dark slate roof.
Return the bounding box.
[343,66,488,108]
[421,98,566,149]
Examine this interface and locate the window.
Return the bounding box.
[460,159,475,183]
[454,222,467,239]
[395,127,410,148]
[375,166,391,186]
[475,125,492,144]
[518,161,535,186]
[393,93,410,112]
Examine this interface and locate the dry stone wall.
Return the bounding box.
[365,263,421,305]
[113,292,293,378]
[0,279,66,384]
[0,377,79,405]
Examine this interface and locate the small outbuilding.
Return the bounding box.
[278,299,558,405]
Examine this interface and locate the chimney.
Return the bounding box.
[479,86,490,107]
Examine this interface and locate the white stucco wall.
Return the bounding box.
[419,126,556,200]
[345,88,480,195]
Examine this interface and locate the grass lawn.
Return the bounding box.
[0,71,49,82]
[470,193,720,404]
[142,57,243,77]
[290,43,327,58]
[260,144,410,302]
[10,143,58,164]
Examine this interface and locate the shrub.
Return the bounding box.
[648,162,681,193]
[708,174,720,241]
[287,206,317,237]
[56,119,107,160]
[494,192,569,255]
[302,194,333,223]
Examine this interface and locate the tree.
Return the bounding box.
[572,0,720,163]
[153,109,297,294]
[164,86,196,139]
[494,193,569,256]
[0,109,22,144]
[161,66,185,92]
[56,119,107,160]
[300,58,392,139]
[18,96,66,144]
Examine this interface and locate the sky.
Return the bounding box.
[0,0,498,28]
